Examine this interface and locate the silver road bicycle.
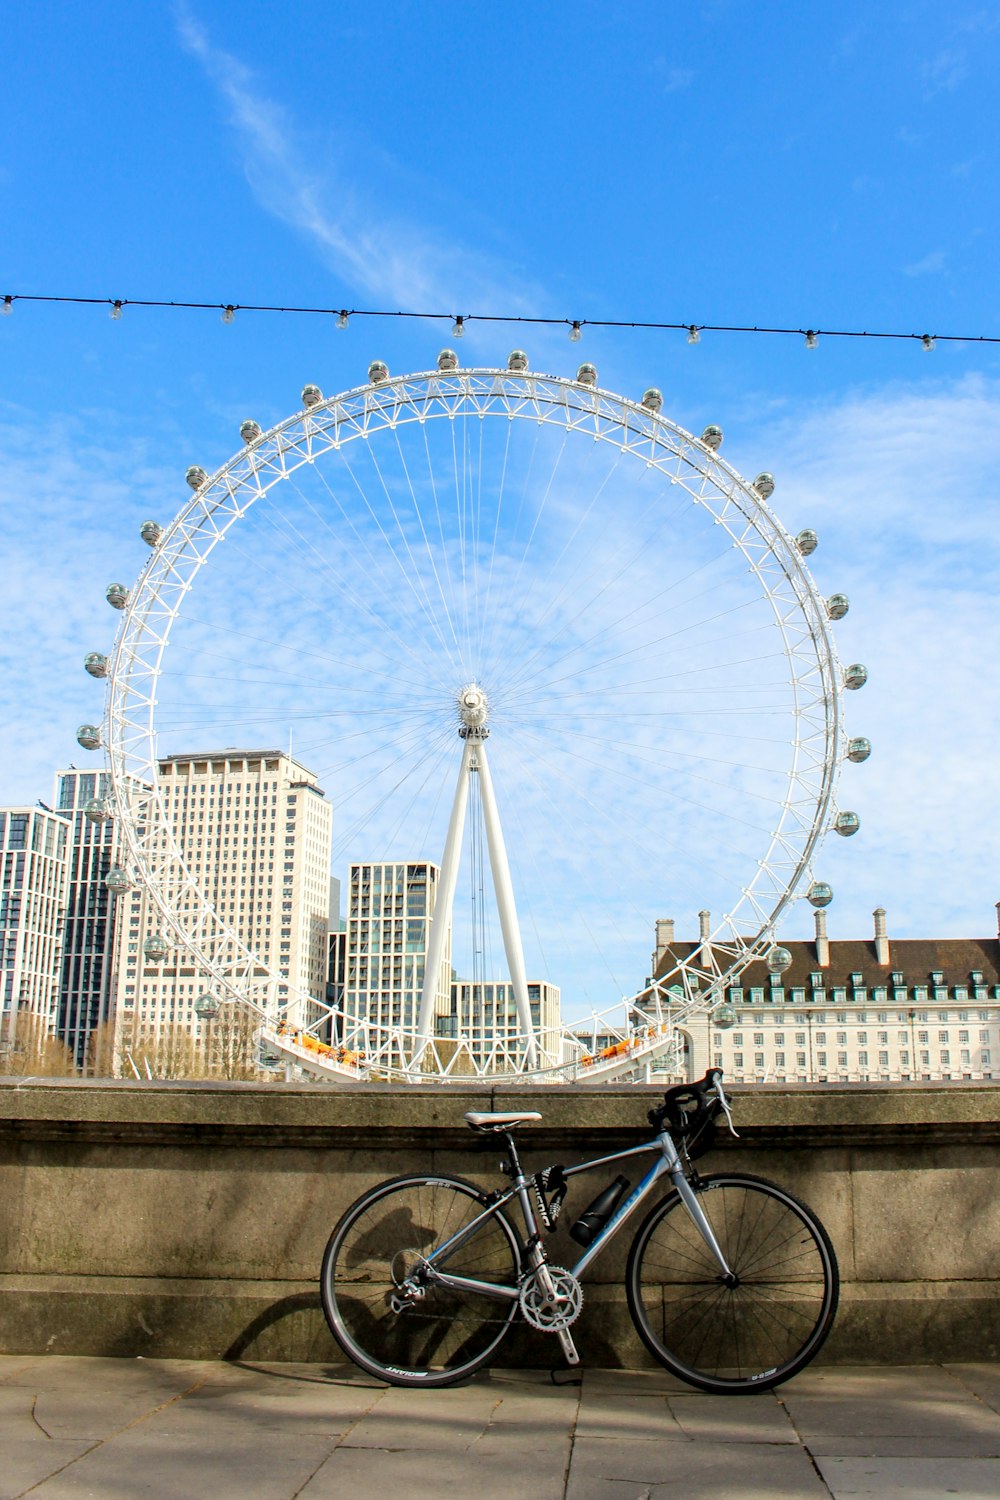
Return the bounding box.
[320,1070,838,1395]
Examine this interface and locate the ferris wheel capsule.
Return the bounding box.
[437,349,459,372]
[834,811,860,837]
[826,594,850,621]
[575,362,598,386]
[84,652,108,679]
[76,724,102,751]
[847,736,871,763]
[105,865,133,894]
[796,529,818,556]
[301,384,323,407]
[194,991,220,1021]
[368,361,389,385]
[754,472,775,499]
[712,1004,738,1029]
[701,425,723,451]
[105,583,129,610]
[84,796,113,823]
[807,881,833,907]
[641,388,663,413]
[844,663,868,690]
[766,944,793,974]
[185,466,208,490]
[507,350,529,373]
[140,520,163,547]
[240,419,262,444]
[143,933,170,962]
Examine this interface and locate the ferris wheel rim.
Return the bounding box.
[98,362,848,1081]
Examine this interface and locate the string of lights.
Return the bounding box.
[2,290,998,349]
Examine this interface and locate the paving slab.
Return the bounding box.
[565,1437,829,1498]
[1,1356,999,1500]
[816,1454,1000,1499]
[946,1361,1000,1414]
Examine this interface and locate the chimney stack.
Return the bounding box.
[814,908,830,968]
[873,907,890,966]
[652,917,675,970]
[698,909,712,965]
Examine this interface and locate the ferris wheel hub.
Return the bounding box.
[457,682,490,736]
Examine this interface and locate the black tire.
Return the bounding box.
[320,1173,522,1388]
[626,1172,838,1394]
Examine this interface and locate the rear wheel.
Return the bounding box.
[320,1173,522,1387]
[626,1172,838,1394]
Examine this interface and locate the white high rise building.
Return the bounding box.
[52,768,120,1067]
[113,750,332,1052]
[0,807,69,1046]
[342,861,450,1049]
[445,979,561,1069]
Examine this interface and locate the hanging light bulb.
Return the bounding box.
[336,309,349,330]
[2,295,14,316]
[221,304,236,325]
[569,320,583,342]
[804,329,819,349]
[109,300,123,321]
[451,315,465,338]
[687,325,701,345]
[921,333,935,351]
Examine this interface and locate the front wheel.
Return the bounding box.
[320,1173,522,1387]
[626,1172,839,1394]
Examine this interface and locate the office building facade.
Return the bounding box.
[113,750,332,1053]
[651,905,1000,1084]
[53,768,119,1067]
[0,806,69,1047]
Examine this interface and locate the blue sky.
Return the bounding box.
[2,1,1000,1004]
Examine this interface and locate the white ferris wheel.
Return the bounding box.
[78,351,869,1083]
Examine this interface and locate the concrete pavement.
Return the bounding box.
[2,1356,1000,1499]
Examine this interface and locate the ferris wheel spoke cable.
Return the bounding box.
[362,434,464,673]
[270,473,459,697]
[163,612,443,702]
[487,465,705,696]
[328,446,463,688]
[391,422,467,670]
[221,484,451,697]
[520,592,766,701]
[475,415,514,669]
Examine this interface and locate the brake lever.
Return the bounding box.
[712,1078,740,1138]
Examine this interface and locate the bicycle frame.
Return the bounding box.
[414,1128,733,1305]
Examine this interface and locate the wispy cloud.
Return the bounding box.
[902,248,947,277]
[921,48,969,96]
[173,4,545,317]
[652,60,695,94]
[757,375,1000,940]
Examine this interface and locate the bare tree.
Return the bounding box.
[0,1012,78,1077]
[202,1003,263,1081]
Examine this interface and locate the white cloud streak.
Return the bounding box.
[174,5,546,317]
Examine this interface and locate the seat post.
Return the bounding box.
[502,1131,524,1180]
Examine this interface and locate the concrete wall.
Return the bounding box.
[2,1078,999,1366]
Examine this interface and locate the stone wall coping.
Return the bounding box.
[2,1078,998,1150]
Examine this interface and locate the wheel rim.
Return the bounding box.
[323,1178,520,1380]
[631,1178,836,1387]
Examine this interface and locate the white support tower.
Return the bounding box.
[414,685,537,1070]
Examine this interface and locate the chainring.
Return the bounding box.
[518,1266,583,1332]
